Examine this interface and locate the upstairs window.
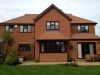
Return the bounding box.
[19,44,31,51]
[5,25,14,32]
[20,25,32,32]
[46,21,59,30]
[77,25,88,32]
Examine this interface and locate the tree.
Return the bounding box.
[2,31,14,56]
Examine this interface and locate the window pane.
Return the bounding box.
[56,42,60,45]
[47,24,50,29]
[55,22,59,25]
[51,25,55,29]
[24,25,28,29]
[55,24,59,29]
[5,26,9,31]
[77,25,80,32]
[28,26,32,32]
[81,27,85,31]
[47,22,50,29]
[20,26,23,32]
[47,22,50,25]
[85,25,88,30]
[55,22,59,29]
[24,29,28,32]
[81,25,84,27]
[9,29,13,32]
[77,26,80,29]
[51,22,54,25]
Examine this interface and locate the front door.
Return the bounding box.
[78,42,96,58]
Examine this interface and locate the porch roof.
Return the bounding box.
[72,33,100,40]
[37,31,68,40]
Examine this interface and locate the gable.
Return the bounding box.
[34,4,72,22]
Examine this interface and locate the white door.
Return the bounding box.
[78,43,82,58]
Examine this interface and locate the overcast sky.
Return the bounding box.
[0,0,100,35]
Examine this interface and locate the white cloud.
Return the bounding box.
[0,0,100,35]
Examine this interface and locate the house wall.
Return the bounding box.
[0,7,99,62]
[35,8,71,61]
[0,25,4,33]
[40,53,67,62]
[96,41,100,54]
[70,40,100,60]
[0,25,35,60]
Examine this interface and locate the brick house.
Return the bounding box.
[0,4,100,62]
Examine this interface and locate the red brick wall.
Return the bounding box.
[40,53,67,62]
[96,41,100,54]
[35,8,71,61]
[35,8,71,39]
[0,25,35,60]
[13,25,35,60]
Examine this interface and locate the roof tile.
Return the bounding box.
[1,14,96,24]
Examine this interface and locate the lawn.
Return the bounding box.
[0,64,100,75]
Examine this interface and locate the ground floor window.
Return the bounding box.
[19,44,31,51]
[40,41,66,53]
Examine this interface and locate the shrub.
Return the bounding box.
[67,57,73,62]
[34,59,39,62]
[4,48,19,66]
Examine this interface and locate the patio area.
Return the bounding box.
[19,61,100,66]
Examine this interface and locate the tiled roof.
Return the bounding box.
[37,31,69,40]
[72,33,100,39]
[67,14,96,24]
[1,14,38,24]
[1,14,96,24]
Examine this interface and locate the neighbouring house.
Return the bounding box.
[0,4,100,62]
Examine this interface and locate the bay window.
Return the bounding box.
[40,41,66,53]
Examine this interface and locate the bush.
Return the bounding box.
[4,48,19,66]
[34,59,39,62]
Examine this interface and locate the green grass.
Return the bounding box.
[0,64,100,75]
